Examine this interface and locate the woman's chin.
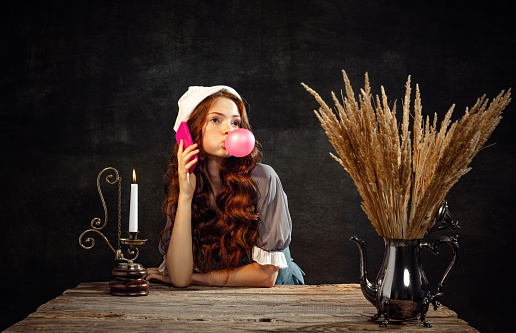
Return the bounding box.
[205,150,231,161]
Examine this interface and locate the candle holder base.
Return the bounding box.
[109,262,149,296]
[120,231,147,246]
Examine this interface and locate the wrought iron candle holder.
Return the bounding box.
[79,167,149,296]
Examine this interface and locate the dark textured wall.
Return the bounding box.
[2,1,515,331]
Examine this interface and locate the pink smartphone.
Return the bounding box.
[175,121,198,173]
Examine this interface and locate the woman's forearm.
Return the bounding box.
[191,263,279,288]
[166,195,194,287]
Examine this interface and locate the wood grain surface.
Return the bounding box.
[5,282,478,332]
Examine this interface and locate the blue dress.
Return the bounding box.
[158,163,305,285]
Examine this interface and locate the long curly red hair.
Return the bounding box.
[159,90,263,272]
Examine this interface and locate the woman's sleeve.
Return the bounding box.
[251,164,292,269]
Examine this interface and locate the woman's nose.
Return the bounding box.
[223,121,236,134]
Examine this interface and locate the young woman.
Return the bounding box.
[144,85,304,287]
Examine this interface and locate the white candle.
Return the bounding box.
[129,169,138,232]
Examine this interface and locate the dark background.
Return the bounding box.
[2,0,514,331]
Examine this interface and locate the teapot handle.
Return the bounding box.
[421,235,460,310]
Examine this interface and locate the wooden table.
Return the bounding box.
[5,282,478,332]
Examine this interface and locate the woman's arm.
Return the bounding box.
[191,262,279,288]
[165,140,199,287]
[145,262,279,287]
[165,195,194,287]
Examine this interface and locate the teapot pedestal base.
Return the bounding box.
[373,297,432,328]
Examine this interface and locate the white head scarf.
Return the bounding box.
[173,85,242,132]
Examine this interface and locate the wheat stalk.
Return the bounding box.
[302,71,511,239]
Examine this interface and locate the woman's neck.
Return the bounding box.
[205,156,223,194]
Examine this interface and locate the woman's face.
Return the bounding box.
[202,97,242,160]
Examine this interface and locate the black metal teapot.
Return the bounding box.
[350,201,460,327]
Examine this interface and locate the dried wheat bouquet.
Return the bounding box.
[302,71,511,239]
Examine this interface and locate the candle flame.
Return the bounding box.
[133,169,136,183]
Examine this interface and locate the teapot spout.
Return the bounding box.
[350,235,377,306]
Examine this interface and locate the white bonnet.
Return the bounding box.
[173,85,242,132]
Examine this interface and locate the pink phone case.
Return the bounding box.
[175,122,198,173]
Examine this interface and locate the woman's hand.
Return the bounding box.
[177,140,199,200]
[144,267,172,284]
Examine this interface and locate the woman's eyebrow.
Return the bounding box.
[208,111,241,118]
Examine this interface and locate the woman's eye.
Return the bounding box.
[210,118,219,123]
[232,121,240,127]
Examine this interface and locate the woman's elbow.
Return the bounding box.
[260,265,279,288]
[262,278,275,288]
[165,259,193,287]
[170,275,192,288]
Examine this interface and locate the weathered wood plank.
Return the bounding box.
[5,283,478,332]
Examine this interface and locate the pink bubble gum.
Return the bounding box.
[225,129,255,157]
